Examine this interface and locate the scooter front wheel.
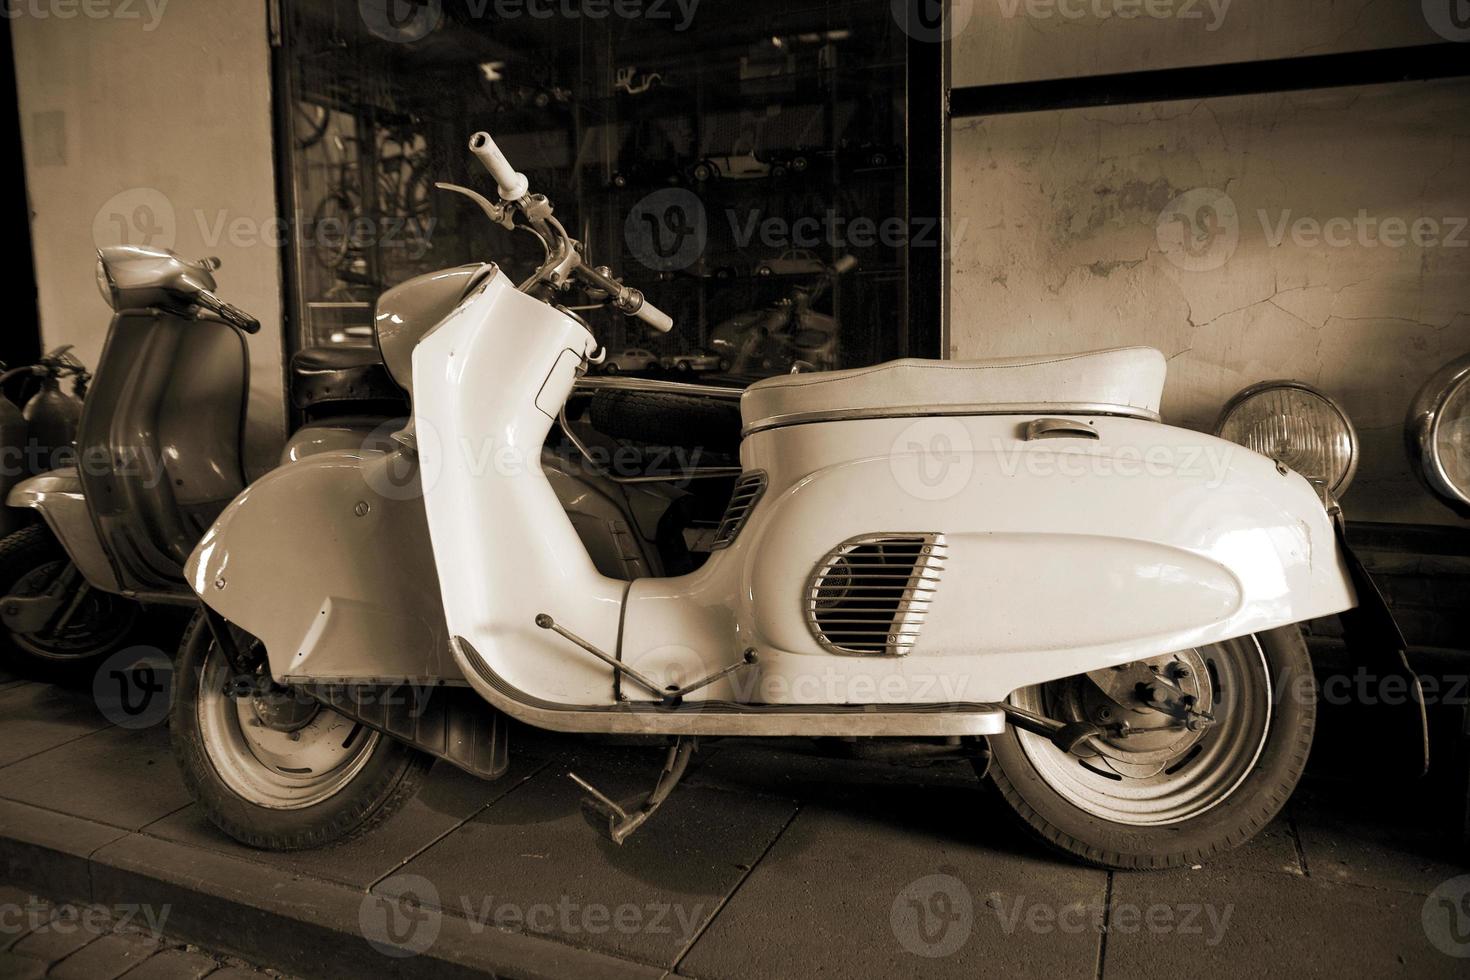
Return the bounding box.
[0,524,143,682]
[987,627,1314,870]
[170,611,432,850]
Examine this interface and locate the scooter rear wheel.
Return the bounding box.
[170,611,432,850]
[986,626,1314,870]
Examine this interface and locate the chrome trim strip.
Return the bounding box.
[575,376,745,400]
[742,403,1160,436]
[452,637,1006,736]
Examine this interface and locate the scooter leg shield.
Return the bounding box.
[184,449,462,684]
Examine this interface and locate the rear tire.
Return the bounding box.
[170,611,431,850]
[987,627,1314,870]
[0,524,143,683]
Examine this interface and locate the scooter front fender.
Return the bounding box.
[185,449,462,684]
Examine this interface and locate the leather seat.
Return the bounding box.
[289,346,405,410]
[740,346,1167,432]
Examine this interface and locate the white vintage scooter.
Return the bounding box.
[171,132,1392,868]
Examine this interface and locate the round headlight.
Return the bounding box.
[95,256,115,310]
[1406,353,1470,516]
[1215,381,1359,496]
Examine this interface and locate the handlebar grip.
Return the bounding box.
[219,301,261,334]
[832,254,859,275]
[198,291,260,333]
[633,298,673,333]
[468,131,529,202]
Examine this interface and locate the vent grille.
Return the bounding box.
[711,471,768,550]
[806,534,947,656]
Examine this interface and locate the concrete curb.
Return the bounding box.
[0,798,669,980]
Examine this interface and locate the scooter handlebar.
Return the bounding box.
[469,131,529,202]
[197,290,260,334]
[633,298,673,333]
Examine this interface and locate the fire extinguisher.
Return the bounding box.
[0,347,90,538]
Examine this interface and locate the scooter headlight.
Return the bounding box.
[1215,381,1358,496]
[95,255,116,310]
[1406,353,1470,516]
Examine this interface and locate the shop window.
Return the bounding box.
[274,0,940,380]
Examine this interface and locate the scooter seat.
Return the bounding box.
[740,346,1167,433]
[289,346,404,409]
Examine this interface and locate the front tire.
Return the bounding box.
[0,524,142,682]
[987,627,1314,870]
[170,612,431,850]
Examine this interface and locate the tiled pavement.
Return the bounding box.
[0,884,285,980]
[0,671,1467,979]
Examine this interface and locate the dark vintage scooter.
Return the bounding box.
[0,246,404,679]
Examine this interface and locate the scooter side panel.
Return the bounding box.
[186,450,464,684]
[8,468,123,592]
[622,415,1356,705]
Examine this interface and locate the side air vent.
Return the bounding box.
[710,471,768,550]
[806,534,947,656]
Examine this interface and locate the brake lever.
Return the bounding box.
[434,182,515,230]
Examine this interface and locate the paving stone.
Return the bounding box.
[0,884,44,950]
[397,745,799,968]
[88,832,663,980]
[118,948,223,980]
[0,683,112,768]
[0,949,45,979]
[143,755,545,888]
[1292,780,1468,895]
[0,725,191,831]
[678,789,1108,980]
[1105,867,1466,979]
[0,797,129,900]
[131,948,229,980]
[1193,815,1306,877]
[10,916,105,966]
[50,930,165,980]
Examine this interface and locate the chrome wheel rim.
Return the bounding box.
[197,643,378,810]
[1012,636,1272,826]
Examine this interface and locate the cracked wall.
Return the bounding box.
[949,78,1470,525]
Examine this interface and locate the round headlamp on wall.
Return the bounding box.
[1406,353,1470,517]
[1215,380,1359,497]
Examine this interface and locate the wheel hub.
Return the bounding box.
[1054,650,1216,776]
[248,686,320,733]
[1010,637,1272,826]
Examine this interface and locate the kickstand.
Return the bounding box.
[568,737,696,845]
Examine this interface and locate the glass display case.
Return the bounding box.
[274,0,941,381]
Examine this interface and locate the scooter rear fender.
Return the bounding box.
[185,449,462,684]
